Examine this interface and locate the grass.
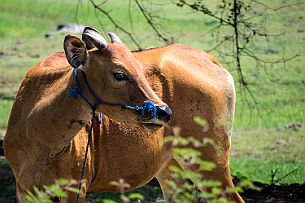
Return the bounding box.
[0,100,13,131]
[231,127,305,184]
[0,0,304,201]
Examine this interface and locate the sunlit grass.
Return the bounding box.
[231,127,305,184]
[0,100,13,130]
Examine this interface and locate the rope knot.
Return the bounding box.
[141,101,157,120]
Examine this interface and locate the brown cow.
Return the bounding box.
[4,27,244,202]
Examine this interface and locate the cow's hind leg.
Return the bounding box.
[195,141,245,203]
[203,161,244,202]
[156,146,244,203]
[156,158,205,202]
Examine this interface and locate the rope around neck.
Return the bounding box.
[68,68,158,119]
[76,107,96,202]
[70,68,158,202]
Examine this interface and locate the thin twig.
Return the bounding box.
[134,0,173,44]
[88,0,143,50]
[176,0,234,26]
[242,49,299,64]
[253,1,305,11]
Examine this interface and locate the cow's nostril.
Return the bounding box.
[157,104,172,123]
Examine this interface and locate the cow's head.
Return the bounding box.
[63,27,171,130]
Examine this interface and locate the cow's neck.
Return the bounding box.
[34,69,95,164]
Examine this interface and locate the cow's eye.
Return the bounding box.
[113,71,128,81]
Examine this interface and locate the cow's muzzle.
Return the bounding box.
[140,104,172,130]
[156,104,172,123]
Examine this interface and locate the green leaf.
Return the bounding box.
[128,193,144,200]
[25,192,35,202]
[193,116,207,127]
[103,199,118,203]
[46,185,67,197]
[168,165,183,174]
[201,180,222,188]
[120,194,130,203]
[198,160,215,171]
[66,187,80,194]
[57,179,69,186]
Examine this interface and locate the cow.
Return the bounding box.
[4,27,244,203]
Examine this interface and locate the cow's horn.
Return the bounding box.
[108,32,122,43]
[82,27,108,50]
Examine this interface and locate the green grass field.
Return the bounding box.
[0,0,304,200]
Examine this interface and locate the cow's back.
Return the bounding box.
[134,44,235,127]
[134,44,231,92]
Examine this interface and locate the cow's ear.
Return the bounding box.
[64,35,88,69]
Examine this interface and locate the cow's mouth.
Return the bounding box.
[140,120,163,130]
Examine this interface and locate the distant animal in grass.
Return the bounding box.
[45,23,86,38]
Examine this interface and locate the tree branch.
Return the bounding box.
[134,0,173,44]
[88,0,143,50]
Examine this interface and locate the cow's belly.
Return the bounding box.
[88,126,166,192]
[89,153,163,192]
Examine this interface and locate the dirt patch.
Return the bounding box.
[242,181,305,203]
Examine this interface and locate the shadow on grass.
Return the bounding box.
[0,158,16,203]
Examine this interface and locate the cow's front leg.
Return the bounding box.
[16,181,27,203]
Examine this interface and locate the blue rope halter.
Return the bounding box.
[70,67,158,202]
[68,68,158,120]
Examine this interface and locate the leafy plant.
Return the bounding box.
[107,178,144,203]
[26,179,79,203]
[25,178,144,203]
[25,117,259,203]
[163,117,259,203]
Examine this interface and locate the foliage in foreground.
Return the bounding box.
[162,117,258,203]
[26,117,258,203]
[26,179,79,203]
